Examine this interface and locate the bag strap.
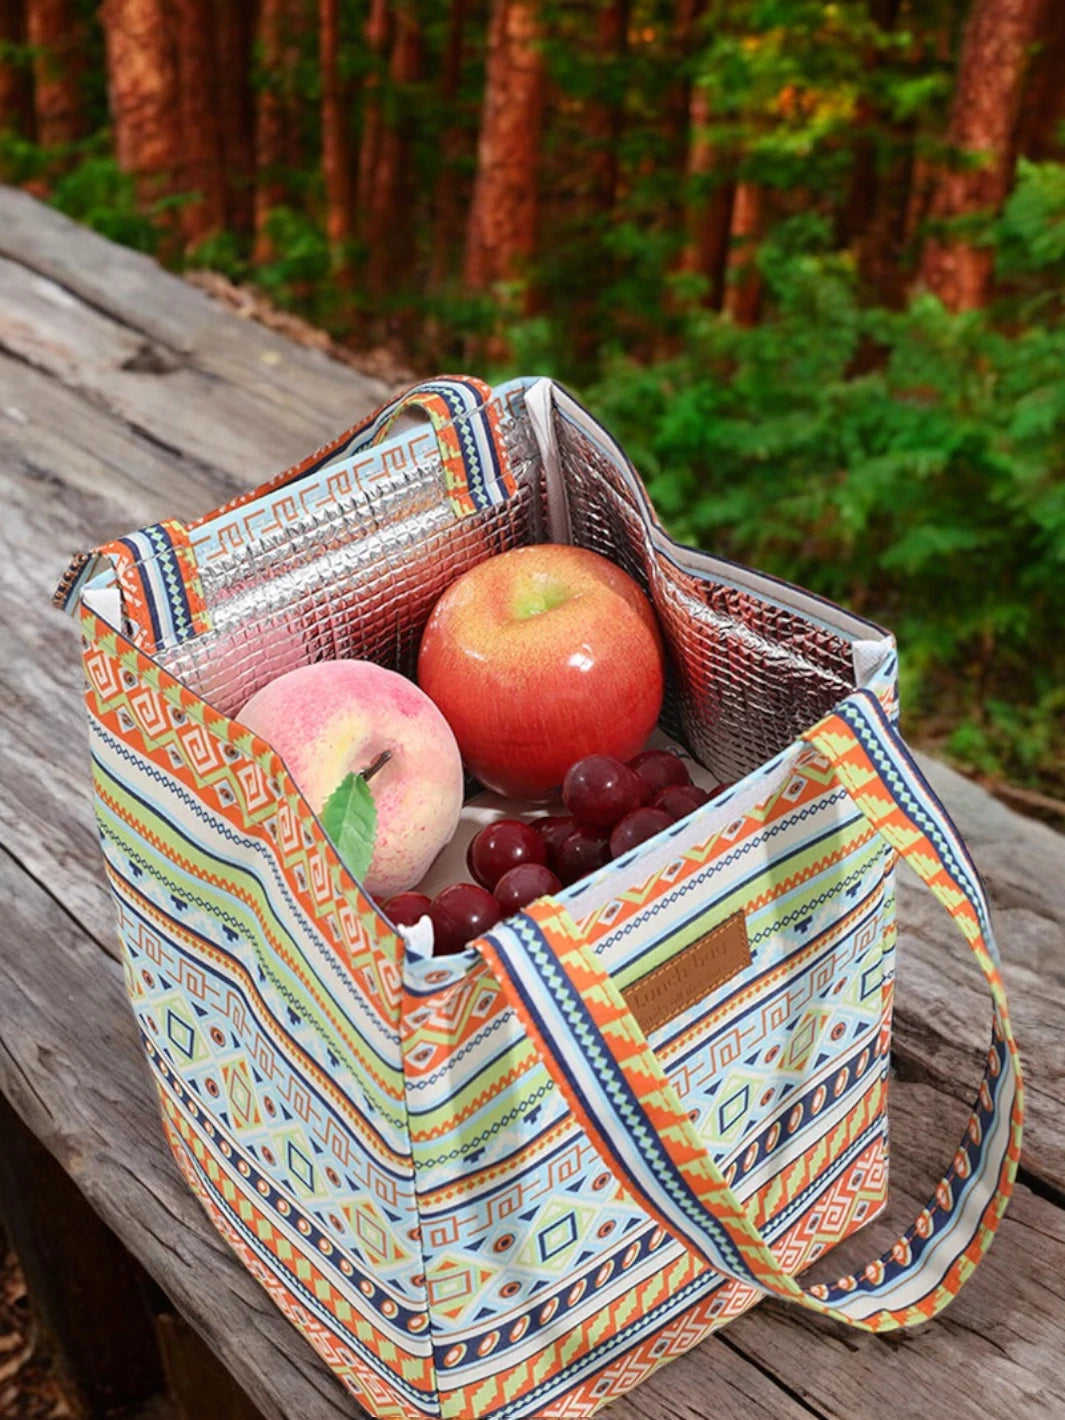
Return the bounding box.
[476,688,1023,1330]
[54,375,515,649]
[355,374,515,517]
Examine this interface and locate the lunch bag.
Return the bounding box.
[56,375,1023,1420]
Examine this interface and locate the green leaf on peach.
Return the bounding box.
[321,771,377,883]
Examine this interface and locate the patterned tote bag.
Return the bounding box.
[56,375,1023,1420]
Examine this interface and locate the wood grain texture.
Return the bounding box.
[722,1082,1065,1420]
[0,187,1061,1419]
[0,186,388,422]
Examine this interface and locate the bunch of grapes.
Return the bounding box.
[384,750,727,954]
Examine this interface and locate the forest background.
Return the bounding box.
[2,0,1064,808]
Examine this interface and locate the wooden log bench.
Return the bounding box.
[0,185,1063,1420]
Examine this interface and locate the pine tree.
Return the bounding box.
[722,179,761,324]
[430,0,471,288]
[0,0,33,140]
[1018,6,1065,161]
[215,0,256,233]
[252,0,288,262]
[100,0,179,207]
[355,0,391,236]
[365,3,420,297]
[585,0,630,217]
[27,0,84,148]
[175,0,227,246]
[464,0,546,292]
[917,0,1048,310]
[680,72,734,307]
[320,0,353,276]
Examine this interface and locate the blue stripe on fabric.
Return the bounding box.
[157,1074,434,1410]
[820,1034,1013,1312]
[111,873,412,1183]
[407,864,887,1146]
[415,1011,885,1234]
[90,729,403,1086]
[119,534,164,646]
[427,378,495,511]
[474,1115,889,1419]
[605,804,873,978]
[487,873,1008,1324]
[489,915,759,1287]
[147,522,197,644]
[94,804,404,1115]
[840,692,995,956]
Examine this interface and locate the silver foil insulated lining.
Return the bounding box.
[157,388,870,787]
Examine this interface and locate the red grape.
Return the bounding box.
[653,784,710,821]
[467,819,547,889]
[555,825,613,885]
[529,814,577,870]
[429,883,501,954]
[382,892,432,928]
[494,863,562,914]
[628,749,692,794]
[609,807,673,858]
[562,755,645,826]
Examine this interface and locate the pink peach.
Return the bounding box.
[238,660,464,898]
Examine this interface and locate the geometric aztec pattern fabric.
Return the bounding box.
[63,376,1023,1419]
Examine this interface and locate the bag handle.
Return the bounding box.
[54,375,515,650]
[477,688,1023,1330]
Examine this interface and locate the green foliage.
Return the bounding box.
[947,689,1065,785]
[50,153,171,253]
[996,160,1065,278]
[185,230,252,283]
[578,215,1065,793]
[0,130,51,186]
[255,207,336,320]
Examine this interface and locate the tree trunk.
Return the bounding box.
[839,0,900,250]
[215,0,256,233]
[175,0,227,247]
[1018,7,1065,160]
[722,179,762,324]
[281,0,309,172]
[585,0,630,217]
[100,0,180,208]
[464,0,546,292]
[27,0,83,147]
[676,0,734,306]
[252,0,288,262]
[355,0,391,238]
[430,0,470,287]
[365,3,420,298]
[917,0,1048,311]
[843,0,909,303]
[665,0,705,169]
[855,134,913,306]
[679,75,734,307]
[0,0,33,141]
[320,0,352,275]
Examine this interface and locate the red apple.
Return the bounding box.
[418,545,665,798]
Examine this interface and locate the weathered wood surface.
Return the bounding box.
[0,186,1063,1419]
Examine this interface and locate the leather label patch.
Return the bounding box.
[625,910,751,1036]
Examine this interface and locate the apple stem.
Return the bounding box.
[360,750,392,783]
